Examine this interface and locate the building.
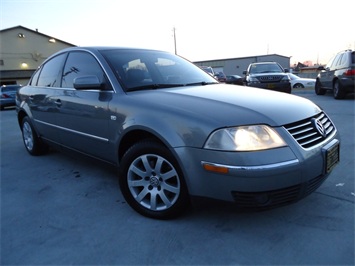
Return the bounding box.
[0,25,75,85]
[194,54,291,76]
[292,62,321,79]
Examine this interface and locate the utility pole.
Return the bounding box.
[173,27,177,55]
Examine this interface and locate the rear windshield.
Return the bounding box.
[1,86,21,92]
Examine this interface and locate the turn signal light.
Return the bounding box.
[202,163,229,174]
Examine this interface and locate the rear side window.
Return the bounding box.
[330,53,343,69]
[29,68,40,86]
[37,53,67,87]
[338,53,347,67]
[61,52,106,89]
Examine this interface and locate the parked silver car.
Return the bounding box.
[16,47,340,219]
[287,73,315,89]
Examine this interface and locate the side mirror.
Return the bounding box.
[243,70,247,75]
[73,75,102,90]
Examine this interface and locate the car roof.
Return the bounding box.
[251,62,278,65]
[57,46,166,53]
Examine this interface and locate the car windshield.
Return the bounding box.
[250,63,283,74]
[100,49,218,92]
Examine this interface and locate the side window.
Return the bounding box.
[62,52,107,89]
[335,54,344,68]
[29,68,41,86]
[37,53,67,87]
[325,55,336,69]
[338,52,347,67]
[330,54,342,69]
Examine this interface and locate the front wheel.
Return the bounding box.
[119,140,190,219]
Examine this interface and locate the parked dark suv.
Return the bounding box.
[315,49,355,99]
[243,62,291,93]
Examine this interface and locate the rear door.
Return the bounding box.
[323,53,342,89]
[56,51,114,161]
[25,53,67,143]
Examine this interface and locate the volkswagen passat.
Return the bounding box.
[16,47,340,219]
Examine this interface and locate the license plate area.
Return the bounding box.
[323,140,340,174]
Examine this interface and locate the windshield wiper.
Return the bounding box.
[126,81,218,92]
[126,83,185,92]
[184,81,219,86]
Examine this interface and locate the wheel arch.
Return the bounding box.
[117,129,168,164]
[332,76,339,87]
[293,83,304,88]
[17,109,28,129]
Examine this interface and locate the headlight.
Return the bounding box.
[281,75,291,82]
[204,125,286,151]
[248,76,260,84]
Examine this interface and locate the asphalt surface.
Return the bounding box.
[1,88,354,265]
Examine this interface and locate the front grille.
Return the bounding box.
[258,75,282,83]
[283,112,336,149]
[231,174,328,210]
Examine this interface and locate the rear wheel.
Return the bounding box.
[315,80,326,95]
[21,116,48,155]
[333,79,346,99]
[119,140,190,219]
[293,83,304,89]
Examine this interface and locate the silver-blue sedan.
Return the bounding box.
[16,47,340,219]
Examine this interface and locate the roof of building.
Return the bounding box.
[194,53,290,64]
[0,25,76,47]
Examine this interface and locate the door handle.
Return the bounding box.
[55,99,62,107]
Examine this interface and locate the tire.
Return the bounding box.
[119,140,190,219]
[293,83,304,89]
[21,116,48,155]
[333,79,346,99]
[315,80,326,95]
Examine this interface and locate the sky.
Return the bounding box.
[1,0,354,66]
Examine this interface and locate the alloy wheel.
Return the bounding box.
[22,121,34,151]
[127,154,180,211]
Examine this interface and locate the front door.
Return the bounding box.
[55,51,114,161]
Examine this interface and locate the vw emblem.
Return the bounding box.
[312,118,326,138]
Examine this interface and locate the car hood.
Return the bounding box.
[296,78,315,82]
[128,84,321,127]
[249,72,287,77]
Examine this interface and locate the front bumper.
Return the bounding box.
[247,82,291,93]
[174,137,339,208]
[340,77,355,92]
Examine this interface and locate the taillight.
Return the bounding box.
[344,69,355,76]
